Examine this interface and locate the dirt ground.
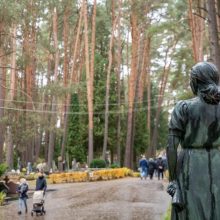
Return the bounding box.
[0,177,170,220]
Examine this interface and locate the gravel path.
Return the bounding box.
[0,177,170,220]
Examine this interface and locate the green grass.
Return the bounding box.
[164,204,171,220]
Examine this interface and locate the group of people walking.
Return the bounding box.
[139,155,167,180]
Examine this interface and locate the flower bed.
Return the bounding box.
[132,172,140,177]
[49,172,88,184]
[49,168,133,184]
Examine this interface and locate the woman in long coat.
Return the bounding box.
[167,62,220,220]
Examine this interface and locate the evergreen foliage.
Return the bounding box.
[67,94,86,163]
[0,0,216,168]
[90,159,106,168]
[0,164,7,177]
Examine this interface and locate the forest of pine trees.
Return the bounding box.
[0,0,220,169]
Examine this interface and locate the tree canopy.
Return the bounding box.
[0,0,219,169]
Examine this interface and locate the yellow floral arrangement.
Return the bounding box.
[49,172,88,184]
[49,168,133,184]
[132,172,140,177]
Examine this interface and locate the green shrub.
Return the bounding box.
[0,164,8,177]
[0,192,6,206]
[90,159,106,168]
[110,163,120,169]
[22,168,27,173]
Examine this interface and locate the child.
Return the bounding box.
[17,178,29,215]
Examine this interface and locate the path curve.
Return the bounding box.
[0,177,170,220]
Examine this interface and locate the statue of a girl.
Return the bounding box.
[167,62,220,220]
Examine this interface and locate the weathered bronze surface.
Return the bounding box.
[167,62,220,220]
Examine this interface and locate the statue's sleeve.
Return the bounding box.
[167,101,188,181]
[169,101,188,138]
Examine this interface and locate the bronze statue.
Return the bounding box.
[167,62,220,220]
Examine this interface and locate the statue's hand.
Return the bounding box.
[167,180,177,197]
[167,180,184,212]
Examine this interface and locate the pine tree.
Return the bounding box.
[67,94,86,163]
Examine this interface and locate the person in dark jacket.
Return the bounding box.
[139,155,148,180]
[17,178,29,215]
[148,158,157,180]
[36,171,47,194]
[157,156,165,180]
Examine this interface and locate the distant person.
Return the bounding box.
[76,162,80,170]
[27,162,32,174]
[17,178,29,215]
[36,171,47,195]
[105,155,110,167]
[162,155,168,170]
[72,159,76,170]
[139,155,148,180]
[157,156,165,180]
[148,158,157,180]
[62,160,66,171]
[17,157,21,171]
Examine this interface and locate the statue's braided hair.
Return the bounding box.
[190,62,220,105]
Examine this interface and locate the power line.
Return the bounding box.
[0,103,173,115]
[0,94,175,107]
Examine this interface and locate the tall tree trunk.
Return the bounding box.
[206,0,220,71]
[141,37,151,153]
[103,0,118,159]
[5,24,17,166]
[6,127,13,169]
[89,0,96,160]
[44,131,50,162]
[124,2,139,168]
[137,39,147,102]
[146,54,151,151]
[43,53,52,163]
[83,0,94,164]
[10,24,17,100]
[23,2,37,163]
[61,6,70,160]
[0,49,5,163]
[131,33,148,168]
[188,0,204,62]
[34,129,42,161]
[217,0,220,32]
[0,0,5,158]
[61,4,83,160]
[90,0,96,97]
[137,35,151,153]
[149,41,177,157]
[48,7,59,170]
[63,6,70,89]
[48,97,57,170]
[116,2,122,165]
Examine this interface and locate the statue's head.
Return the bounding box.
[190,62,220,104]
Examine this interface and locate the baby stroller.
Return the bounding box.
[31,191,46,216]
